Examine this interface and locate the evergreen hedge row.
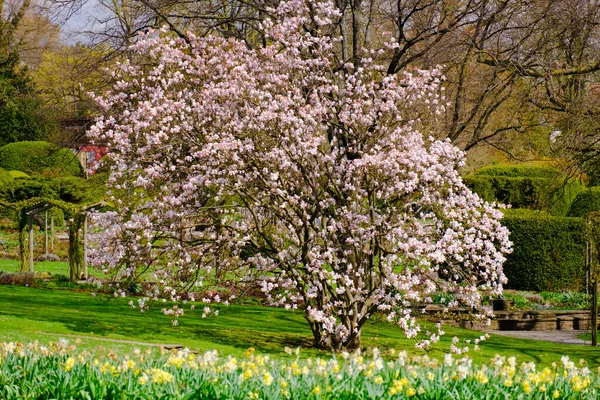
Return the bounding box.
[567,187,600,217]
[464,165,583,216]
[501,209,586,292]
[0,141,82,177]
[473,165,560,179]
[0,173,105,205]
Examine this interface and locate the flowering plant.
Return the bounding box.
[1,341,596,399]
[88,0,511,350]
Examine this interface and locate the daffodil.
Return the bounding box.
[63,357,75,371]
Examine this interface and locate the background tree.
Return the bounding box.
[465,0,600,172]
[37,0,559,159]
[88,0,511,351]
[0,0,56,146]
[15,5,61,69]
[45,0,600,173]
[33,43,111,118]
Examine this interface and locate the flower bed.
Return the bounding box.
[0,340,597,399]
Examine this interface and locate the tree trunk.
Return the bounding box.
[304,311,362,351]
[68,212,85,282]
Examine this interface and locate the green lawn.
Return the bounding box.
[0,259,70,275]
[0,259,108,280]
[2,285,600,367]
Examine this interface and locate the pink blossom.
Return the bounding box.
[88,0,511,351]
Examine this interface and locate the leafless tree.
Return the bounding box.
[40,0,600,164]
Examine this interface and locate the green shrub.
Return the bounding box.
[8,170,29,179]
[474,165,561,179]
[0,168,13,199]
[0,169,14,217]
[567,187,600,217]
[501,209,586,291]
[464,164,583,216]
[538,291,563,304]
[0,174,103,207]
[54,176,106,204]
[7,177,57,203]
[464,175,546,208]
[0,141,82,177]
[87,171,109,187]
[54,176,92,203]
[559,291,591,309]
[502,293,530,310]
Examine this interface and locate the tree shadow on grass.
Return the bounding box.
[185,326,316,355]
[489,339,600,365]
[6,289,317,353]
[8,286,600,366]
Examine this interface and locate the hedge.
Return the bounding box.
[464,165,583,216]
[10,178,58,202]
[567,187,600,217]
[473,165,561,179]
[54,176,106,204]
[0,169,12,198]
[8,170,29,179]
[0,175,101,205]
[0,141,82,177]
[501,209,585,292]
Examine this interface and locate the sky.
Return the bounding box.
[57,0,105,44]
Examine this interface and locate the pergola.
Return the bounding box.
[15,199,105,281]
[23,201,55,273]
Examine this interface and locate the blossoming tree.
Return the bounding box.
[88,0,511,350]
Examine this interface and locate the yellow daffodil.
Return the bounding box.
[63,357,75,371]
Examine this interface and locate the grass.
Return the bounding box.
[2,285,600,367]
[0,259,70,275]
[0,259,107,280]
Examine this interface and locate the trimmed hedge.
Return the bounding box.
[474,165,561,179]
[8,170,29,179]
[0,175,101,205]
[0,169,12,198]
[501,209,585,292]
[9,178,57,202]
[0,141,82,177]
[464,165,583,216]
[567,187,600,217]
[54,176,105,203]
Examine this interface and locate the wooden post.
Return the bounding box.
[593,277,598,347]
[586,242,591,295]
[28,216,34,273]
[83,213,88,279]
[50,214,54,251]
[44,210,49,255]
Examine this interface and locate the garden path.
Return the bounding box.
[489,330,591,345]
[38,332,183,349]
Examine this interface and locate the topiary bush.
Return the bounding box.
[54,176,105,204]
[464,165,584,216]
[6,177,57,203]
[0,174,104,207]
[0,168,13,199]
[8,170,29,179]
[0,141,82,177]
[567,187,600,217]
[501,209,586,292]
